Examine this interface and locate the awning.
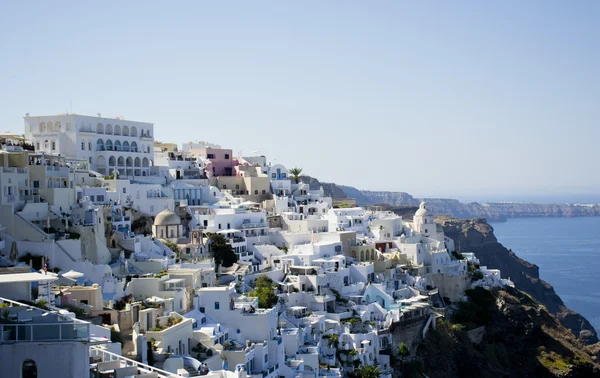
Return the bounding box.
[288,306,307,311]
[216,229,241,234]
[146,296,165,303]
[163,278,184,284]
[0,272,58,283]
[61,270,84,279]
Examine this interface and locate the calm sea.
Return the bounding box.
[490,217,600,334]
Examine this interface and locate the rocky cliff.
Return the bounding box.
[301,176,347,199]
[309,178,600,220]
[439,217,599,346]
[403,287,600,377]
[350,190,600,220]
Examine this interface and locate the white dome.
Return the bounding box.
[415,202,429,216]
[154,209,181,226]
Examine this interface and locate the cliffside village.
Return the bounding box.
[0,113,513,378]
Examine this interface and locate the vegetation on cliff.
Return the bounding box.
[402,287,599,378]
[439,217,598,346]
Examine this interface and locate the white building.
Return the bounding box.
[24,113,155,177]
[327,207,367,234]
[0,297,111,378]
[268,164,291,196]
[154,149,206,182]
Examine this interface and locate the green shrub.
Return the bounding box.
[471,270,484,282]
[398,342,409,356]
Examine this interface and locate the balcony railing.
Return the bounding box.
[0,323,89,343]
[1,167,27,173]
[240,222,266,229]
[90,346,178,377]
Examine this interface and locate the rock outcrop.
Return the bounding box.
[300,176,347,199]
[439,217,599,346]
[405,287,600,378]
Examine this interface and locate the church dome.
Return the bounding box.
[154,209,181,226]
[415,202,429,216]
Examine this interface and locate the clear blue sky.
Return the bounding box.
[1,1,598,201]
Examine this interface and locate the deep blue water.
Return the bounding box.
[491,217,600,334]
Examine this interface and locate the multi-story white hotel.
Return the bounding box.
[24,113,155,177]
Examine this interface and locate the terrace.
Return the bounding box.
[0,297,93,344]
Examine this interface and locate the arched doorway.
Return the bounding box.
[22,359,37,378]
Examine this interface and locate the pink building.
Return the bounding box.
[190,147,233,176]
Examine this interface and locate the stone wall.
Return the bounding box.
[429,274,470,302]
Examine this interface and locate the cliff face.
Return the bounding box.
[405,287,600,378]
[348,190,600,220]
[439,217,599,345]
[300,176,347,199]
[306,179,600,220]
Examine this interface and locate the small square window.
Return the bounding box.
[224,154,230,159]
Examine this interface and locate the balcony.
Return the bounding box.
[45,166,71,177]
[240,222,266,229]
[0,322,89,343]
[2,167,27,174]
[0,297,91,343]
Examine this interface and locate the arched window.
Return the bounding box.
[114,125,121,136]
[117,156,125,167]
[105,124,113,135]
[123,141,129,152]
[131,141,138,152]
[114,140,122,151]
[130,126,137,137]
[39,122,46,132]
[96,123,104,134]
[96,139,104,151]
[122,125,129,136]
[44,140,49,149]
[22,359,37,378]
[105,139,113,151]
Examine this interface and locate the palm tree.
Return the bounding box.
[327,334,339,349]
[289,167,303,184]
[355,364,381,378]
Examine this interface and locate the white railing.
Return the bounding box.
[0,297,91,343]
[0,323,89,343]
[89,346,179,377]
[240,222,266,229]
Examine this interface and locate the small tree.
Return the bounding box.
[289,167,303,184]
[355,363,380,378]
[327,334,339,349]
[207,233,238,271]
[249,275,278,308]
